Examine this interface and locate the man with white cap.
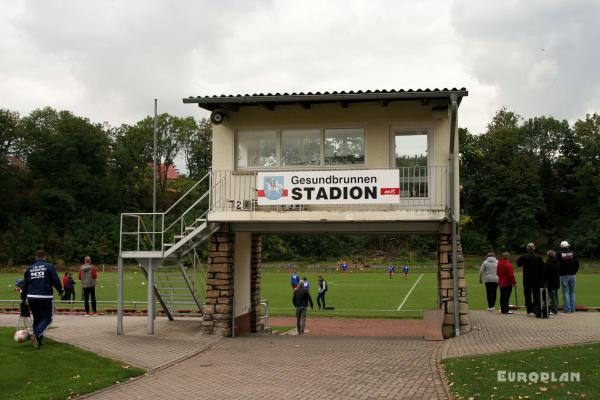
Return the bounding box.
[557,241,579,313]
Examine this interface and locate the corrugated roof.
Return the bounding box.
[183,88,468,111]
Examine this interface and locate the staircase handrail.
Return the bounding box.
[163,171,211,215]
[163,176,225,234]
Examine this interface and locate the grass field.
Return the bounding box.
[2,267,600,319]
[0,327,144,400]
[443,342,600,399]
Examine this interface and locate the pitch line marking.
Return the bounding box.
[397,273,424,311]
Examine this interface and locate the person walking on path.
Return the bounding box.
[544,250,561,315]
[290,271,300,290]
[517,243,544,316]
[78,256,98,316]
[292,280,313,335]
[480,252,499,311]
[497,252,516,314]
[316,275,328,310]
[557,241,579,313]
[20,250,63,348]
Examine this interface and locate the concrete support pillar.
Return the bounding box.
[250,234,262,332]
[438,223,470,338]
[202,225,234,337]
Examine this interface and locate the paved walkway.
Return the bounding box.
[270,316,427,336]
[3,310,600,399]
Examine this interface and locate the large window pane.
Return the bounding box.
[281,129,321,166]
[394,132,428,197]
[324,128,365,165]
[237,130,277,167]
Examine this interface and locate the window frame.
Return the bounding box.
[389,125,432,199]
[235,126,367,171]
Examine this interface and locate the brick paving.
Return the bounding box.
[441,309,600,359]
[86,336,448,400]
[269,316,427,337]
[3,309,600,399]
[0,314,220,369]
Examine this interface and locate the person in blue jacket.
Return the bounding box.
[290,271,300,290]
[20,250,63,348]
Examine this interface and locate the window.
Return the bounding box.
[325,128,365,165]
[237,130,277,168]
[236,127,365,169]
[281,129,321,166]
[394,131,428,197]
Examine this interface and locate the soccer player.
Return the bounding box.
[341,260,348,273]
[403,264,409,279]
[387,264,395,279]
[290,271,300,290]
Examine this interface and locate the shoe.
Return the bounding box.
[91,313,98,317]
[84,314,90,317]
[550,311,557,315]
[486,307,495,311]
[502,311,513,314]
[31,335,39,349]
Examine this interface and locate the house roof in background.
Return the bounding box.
[183,88,468,111]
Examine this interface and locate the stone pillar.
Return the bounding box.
[202,225,234,337]
[438,222,470,338]
[250,234,262,332]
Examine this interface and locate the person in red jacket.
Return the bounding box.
[497,252,517,314]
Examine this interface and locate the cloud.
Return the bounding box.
[451,0,600,130]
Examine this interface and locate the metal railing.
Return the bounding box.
[120,171,224,255]
[210,166,448,212]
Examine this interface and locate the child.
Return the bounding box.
[290,271,300,290]
[387,264,395,279]
[340,260,348,273]
[403,264,409,279]
[65,272,76,301]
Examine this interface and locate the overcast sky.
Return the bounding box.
[1,0,599,135]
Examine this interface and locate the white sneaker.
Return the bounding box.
[486,307,495,311]
[84,314,90,317]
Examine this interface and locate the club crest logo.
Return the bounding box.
[264,176,285,200]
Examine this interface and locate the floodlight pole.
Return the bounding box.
[148,99,158,335]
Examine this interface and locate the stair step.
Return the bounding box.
[155,273,183,276]
[156,287,190,291]
[185,227,196,231]
[174,235,184,239]
[164,243,174,247]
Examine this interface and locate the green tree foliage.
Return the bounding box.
[461,109,600,257]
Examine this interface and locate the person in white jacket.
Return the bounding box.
[480,252,499,311]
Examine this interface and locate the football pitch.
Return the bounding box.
[1,269,599,319]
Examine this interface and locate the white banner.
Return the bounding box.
[256,169,400,205]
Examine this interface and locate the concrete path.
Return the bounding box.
[3,310,600,399]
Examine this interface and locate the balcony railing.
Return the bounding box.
[210,166,448,213]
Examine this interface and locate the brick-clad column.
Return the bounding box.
[438,223,470,338]
[250,234,262,332]
[202,225,234,337]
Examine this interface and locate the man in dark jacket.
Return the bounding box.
[557,241,579,313]
[544,250,561,315]
[292,280,313,335]
[516,243,544,316]
[21,250,63,348]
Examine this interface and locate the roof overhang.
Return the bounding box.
[183,88,468,112]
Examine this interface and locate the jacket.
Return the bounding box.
[21,260,63,300]
[496,258,516,288]
[479,256,499,283]
[544,256,561,289]
[292,288,313,308]
[557,249,579,276]
[79,264,97,288]
[516,253,544,286]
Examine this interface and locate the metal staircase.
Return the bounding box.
[118,172,224,320]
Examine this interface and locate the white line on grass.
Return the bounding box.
[397,273,424,311]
